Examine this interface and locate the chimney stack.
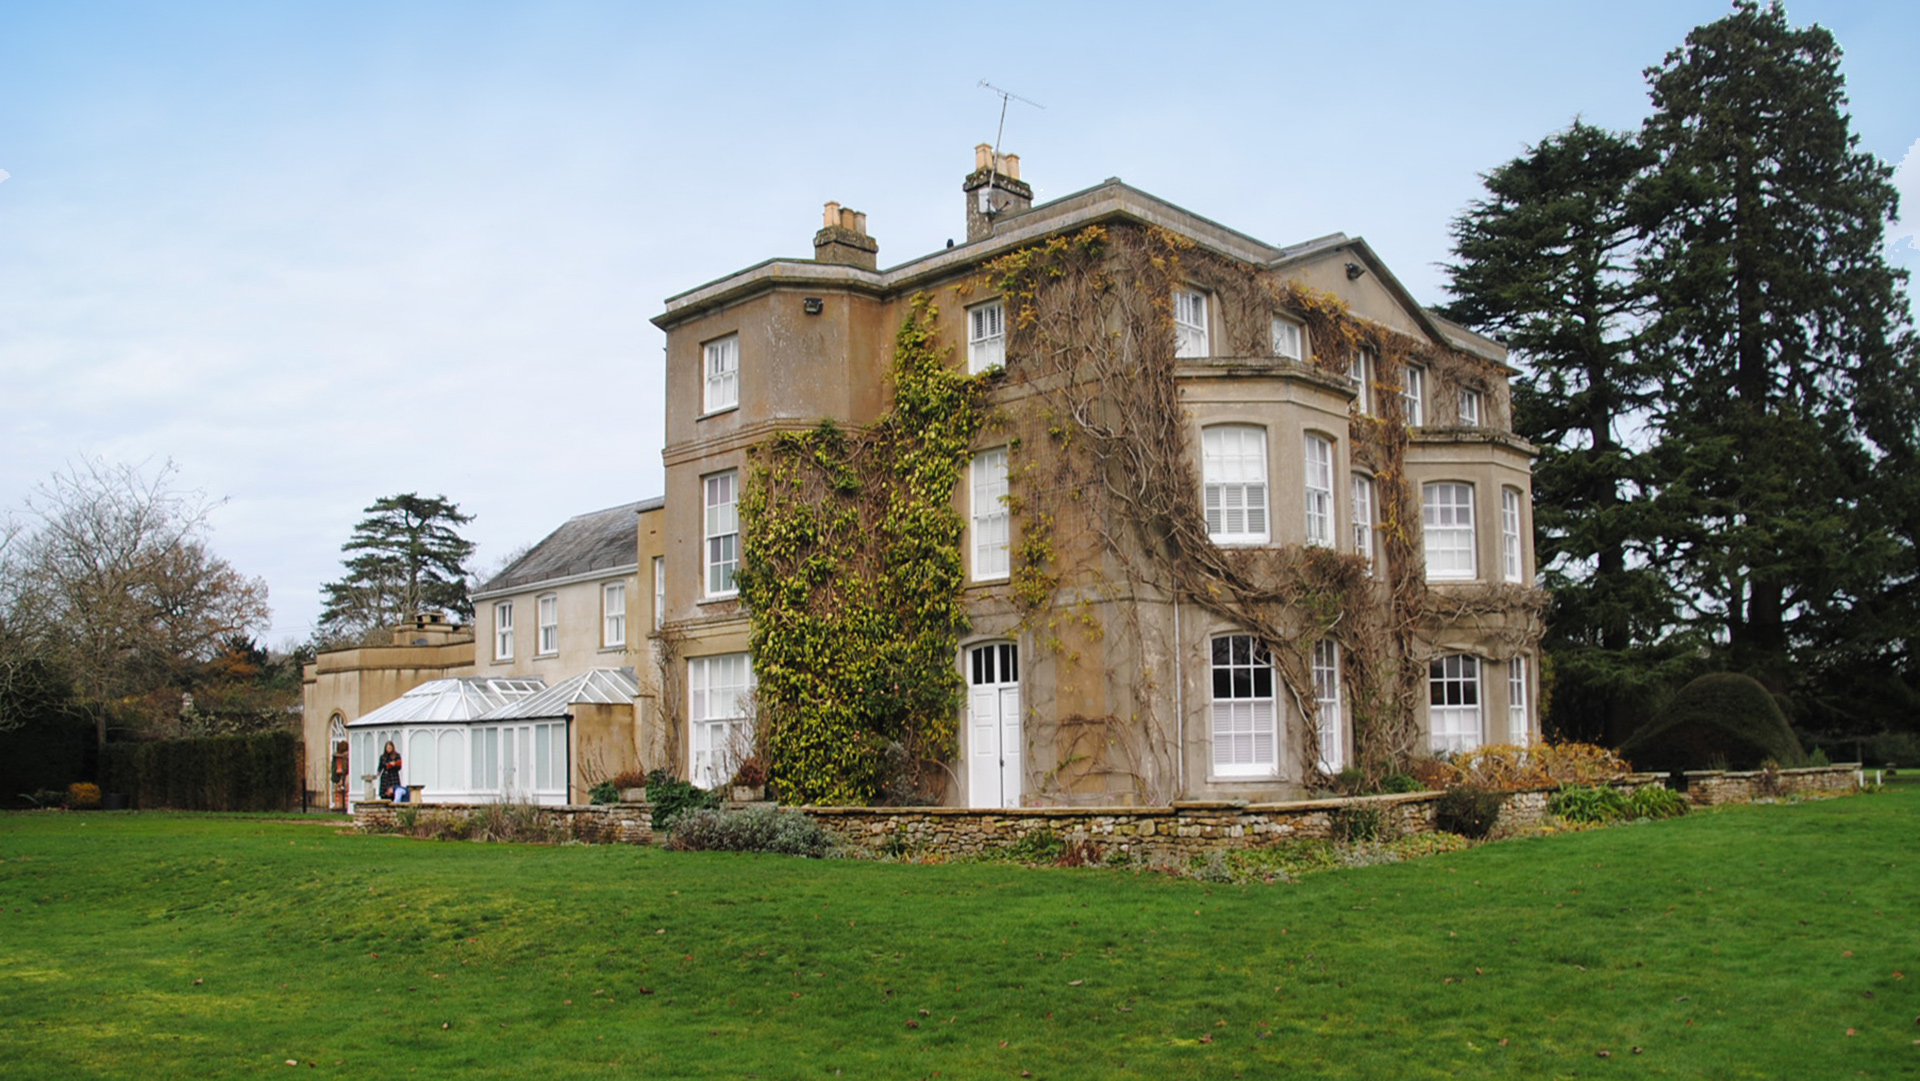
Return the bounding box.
[813,201,879,269]
[964,143,1033,242]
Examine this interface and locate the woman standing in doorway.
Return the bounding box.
[378,741,403,801]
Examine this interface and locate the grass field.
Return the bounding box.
[1,791,1914,1080]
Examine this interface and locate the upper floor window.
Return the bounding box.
[1313,638,1344,772]
[971,448,1010,581]
[1423,481,1477,581]
[1211,634,1276,777]
[705,471,739,597]
[1429,654,1483,753]
[537,594,558,655]
[703,335,739,414]
[603,582,627,648]
[1303,434,1334,547]
[493,601,514,661]
[1202,425,1269,545]
[1173,289,1210,358]
[1508,655,1531,747]
[968,301,1006,374]
[1351,474,1377,573]
[652,556,666,630]
[1271,317,1304,362]
[1501,487,1524,583]
[1459,386,1483,426]
[1403,364,1426,426]
[1349,350,1373,416]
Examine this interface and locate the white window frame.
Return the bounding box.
[1313,638,1344,772]
[536,594,558,656]
[1211,634,1278,778]
[1349,350,1372,416]
[1508,655,1530,747]
[1271,317,1304,362]
[703,335,739,414]
[1304,434,1334,548]
[971,447,1010,581]
[651,555,665,631]
[1173,289,1210,359]
[1501,487,1524,583]
[1403,364,1426,426]
[1459,386,1483,427]
[968,301,1006,374]
[603,581,627,648]
[1423,481,1477,581]
[1429,654,1483,753]
[704,470,739,598]
[689,653,753,789]
[493,601,514,661]
[1202,425,1269,545]
[1351,473,1377,574]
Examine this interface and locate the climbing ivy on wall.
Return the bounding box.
[737,296,989,805]
[977,222,1547,784]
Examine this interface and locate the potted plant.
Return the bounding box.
[611,769,649,803]
[730,757,769,803]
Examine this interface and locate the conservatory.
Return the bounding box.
[343,669,644,810]
[345,677,562,809]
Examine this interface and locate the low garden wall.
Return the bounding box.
[1680,764,1862,806]
[806,777,1674,861]
[351,764,1862,855]
[354,800,653,844]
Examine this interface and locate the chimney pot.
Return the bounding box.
[962,146,1034,243]
[814,200,878,269]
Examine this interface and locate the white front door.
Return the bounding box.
[967,643,1022,808]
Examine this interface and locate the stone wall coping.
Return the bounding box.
[1681,763,1860,779]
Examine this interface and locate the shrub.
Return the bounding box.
[1381,773,1423,794]
[609,769,648,790]
[67,782,102,809]
[1549,783,1689,824]
[666,806,836,857]
[1620,672,1806,772]
[984,829,1067,865]
[101,730,300,811]
[1329,804,1390,843]
[587,780,619,805]
[1433,786,1503,839]
[646,768,719,832]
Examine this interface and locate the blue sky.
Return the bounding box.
[2,0,1916,644]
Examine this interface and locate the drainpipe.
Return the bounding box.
[565,712,575,805]
[1173,595,1186,803]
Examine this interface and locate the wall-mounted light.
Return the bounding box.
[1345,262,1367,280]
[802,297,824,315]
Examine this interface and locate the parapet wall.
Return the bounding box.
[1680,764,1862,806]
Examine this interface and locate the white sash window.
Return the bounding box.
[704,335,739,413]
[1423,482,1477,581]
[1508,655,1530,747]
[493,602,514,661]
[1304,434,1334,547]
[537,594,558,655]
[1313,638,1344,772]
[1429,654,1483,753]
[971,448,1010,581]
[1202,425,1269,544]
[603,582,627,648]
[1173,289,1210,358]
[968,302,1006,373]
[1403,364,1426,426]
[690,653,753,789]
[1352,474,1376,573]
[1211,635,1277,776]
[1501,487,1524,583]
[1271,317,1304,361]
[705,471,739,597]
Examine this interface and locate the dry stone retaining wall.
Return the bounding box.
[350,765,1861,854]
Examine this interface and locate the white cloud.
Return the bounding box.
[0,169,10,183]
[1892,138,1920,253]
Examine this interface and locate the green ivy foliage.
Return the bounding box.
[738,296,988,805]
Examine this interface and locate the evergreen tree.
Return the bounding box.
[1442,121,1686,743]
[317,494,476,644]
[1637,1,1918,698]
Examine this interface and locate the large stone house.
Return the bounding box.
[305,145,1542,809]
[651,146,1542,807]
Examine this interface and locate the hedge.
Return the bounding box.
[102,730,302,811]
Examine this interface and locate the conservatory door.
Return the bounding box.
[501,725,534,800]
[967,643,1021,808]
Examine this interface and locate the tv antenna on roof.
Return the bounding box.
[979,79,1043,171]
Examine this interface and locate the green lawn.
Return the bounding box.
[1,793,1914,1080]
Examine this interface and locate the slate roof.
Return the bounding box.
[346,677,547,726]
[475,498,660,596]
[481,668,641,721]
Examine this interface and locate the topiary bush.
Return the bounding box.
[1433,786,1503,839]
[665,805,837,857]
[1620,672,1807,772]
